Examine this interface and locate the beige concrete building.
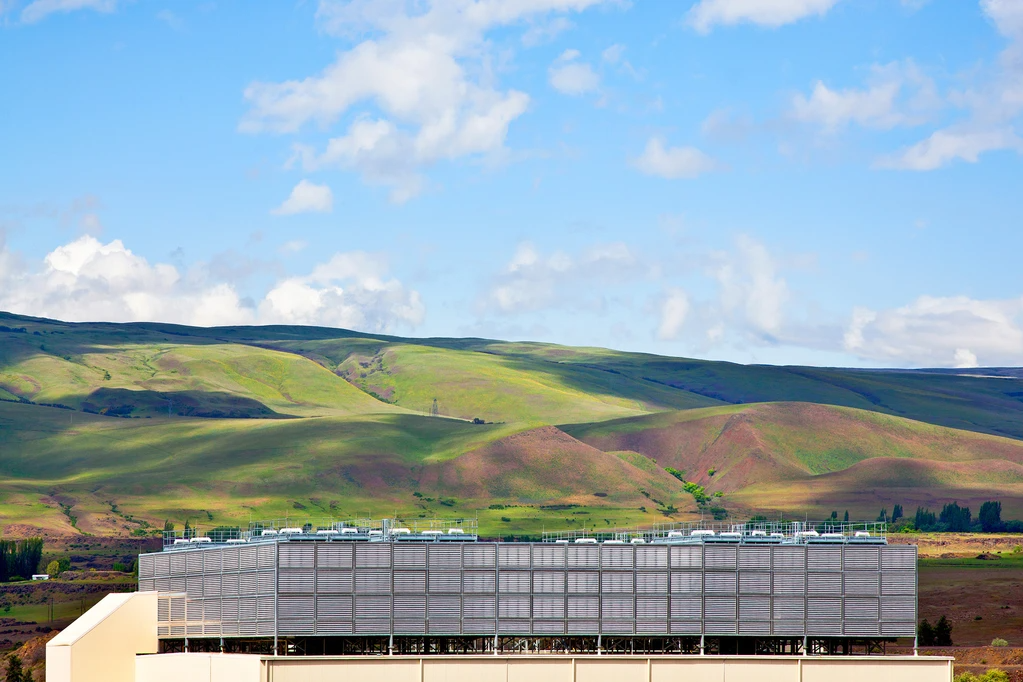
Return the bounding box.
[47,592,954,682]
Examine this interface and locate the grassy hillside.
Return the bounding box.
[3,311,1023,537]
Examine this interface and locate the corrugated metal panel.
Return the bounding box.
[601,545,634,568]
[279,570,312,593]
[186,575,203,597]
[637,620,667,634]
[279,595,314,620]
[316,570,353,594]
[845,621,880,636]
[317,621,353,634]
[739,572,771,594]
[567,545,599,568]
[222,574,239,596]
[844,597,879,620]
[202,574,222,597]
[155,578,171,592]
[157,598,170,622]
[533,571,565,593]
[637,596,667,619]
[316,595,353,620]
[740,621,771,635]
[601,571,634,594]
[705,596,736,620]
[499,619,530,634]
[279,545,314,569]
[533,545,565,568]
[705,621,736,635]
[355,570,391,594]
[601,620,634,634]
[845,571,879,596]
[257,545,275,569]
[636,546,668,569]
[355,544,391,568]
[806,620,843,636]
[670,546,702,569]
[428,595,460,619]
[354,619,390,634]
[498,596,530,619]
[881,545,916,570]
[394,620,426,634]
[773,546,805,571]
[463,595,496,619]
[317,544,353,569]
[773,573,805,595]
[637,572,668,594]
[139,579,156,592]
[393,595,427,619]
[279,620,314,635]
[170,554,186,575]
[257,620,277,636]
[221,548,239,572]
[238,597,257,621]
[186,598,202,621]
[186,552,203,574]
[355,596,391,619]
[430,620,460,634]
[567,596,599,619]
[807,598,842,620]
[170,576,186,593]
[203,551,222,574]
[238,547,258,571]
[533,620,565,634]
[139,554,156,579]
[807,573,842,595]
[882,571,916,595]
[844,546,880,570]
[258,596,274,620]
[739,596,771,621]
[773,620,805,635]
[428,545,462,569]
[704,546,737,570]
[393,545,426,568]
[258,571,275,594]
[568,620,600,634]
[880,596,915,621]
[882,622,916,636]
[532,596,565,619]
[773,598,805,620]
[428,571,461,593]
[220,598,239,622]
[705,572,736,594]
[806,547,842,572]
[498,545,531,568]
[393,570,426,593]
[671,572,702,594]
[463,544,496,568]
[670,620,702,634]
[463,570,496,593]
[499,571,531,593]
[567,571,599,594]
[738,547,771,571]
[203,624,221,636]
[239,572,259,595]
[463,619,495,634]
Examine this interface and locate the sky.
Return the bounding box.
[1,0,1021,369]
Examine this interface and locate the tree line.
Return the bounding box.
[872,501,1018,533]
[0,539,43,582]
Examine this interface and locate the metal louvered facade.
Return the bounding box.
[140,541,917,642]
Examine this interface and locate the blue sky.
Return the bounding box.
[1,0,1021,368]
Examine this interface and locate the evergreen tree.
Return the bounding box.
[892,504,904,523]
[934,615,953,646]
[5,653,29,682]
[915,507,937,531]
[843,510,849,523]
[979,501,1003,532]
[877,508,888,522]
[940,503,972,532]
[917,619,935,647]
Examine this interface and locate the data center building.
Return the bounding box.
[137,520,918,656]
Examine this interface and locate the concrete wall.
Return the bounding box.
[136,653,265,682]
[46,592,159,682]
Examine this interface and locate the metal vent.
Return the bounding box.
[601,571,634,594]
[806,547,842,572]
[498,571,531,593]
[670,572,702,593]
[636,546,668,569]
[601,545,634,568]
[567,571,599,594]
[279,545,314,569]
[532,545,566,568]
[739,596,770,621]
[533,596,565,619]
[533,571,565,594]
[670,546,702,569]
[844,547,879,570]
[463,570,496,593]
[704,546,737,570]
[317,544,353,569]
[567,545,599,568]
[738,547,771,570]
[498,545,531,568]
[316,570,353,594]
[355,545,392,569]
[807,573,842,595]
[636,572,668,594]
[739,572,771,594]
[567,596,599,619]
[772,598,805,620]
[428,571,461,593]
[355,570,391,594]
[393,571,426,593]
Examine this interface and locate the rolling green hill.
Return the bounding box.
[2,311,1023,537]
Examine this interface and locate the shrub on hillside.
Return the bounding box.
[954,670,1010,682]
[991,638,1008,647]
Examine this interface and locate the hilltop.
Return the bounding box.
[2,311,1023,536]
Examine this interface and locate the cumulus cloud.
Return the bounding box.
[548,49,600,95]
[631,137,723,179]
[480,241,646,315]
[0,235,423,333]
[521,16,574,46]
[272,180,334,216]
[843,295,1023,367]
[687,0,839,33]
[20,0,116,23]
[791,61,937,133]
[601,43,625,65]
[242,0,606,202]
[657,288,690,340]
[875,126,1023,170]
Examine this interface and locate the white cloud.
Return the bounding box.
[657,288,690,340]
[631,137,722,179]
[601,43,625,64]
[480,241,645,315]
[272,180,334,216]
[521,16,574,46]
[874,126,1023,170]
[687,0,839,34]
[843,295,1023,367]
[710,234,790,338]
[548,49,600,96]
[279,240,308,255]
[242,0,606,202]
[791,62,938,133]
[20,0,115,23]
[0,235,424,333]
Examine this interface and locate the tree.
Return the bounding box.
[915,507,937,531]
[934,615,954,646]
[877,508,888,522]
[892,504,904,523]
[163,519,174,532]
[5,653,29,682]
[46,560,60,577]
[979,501,1004,532]
[843,510,849,523]
[940,503,972,532]
[918,619,935,647]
